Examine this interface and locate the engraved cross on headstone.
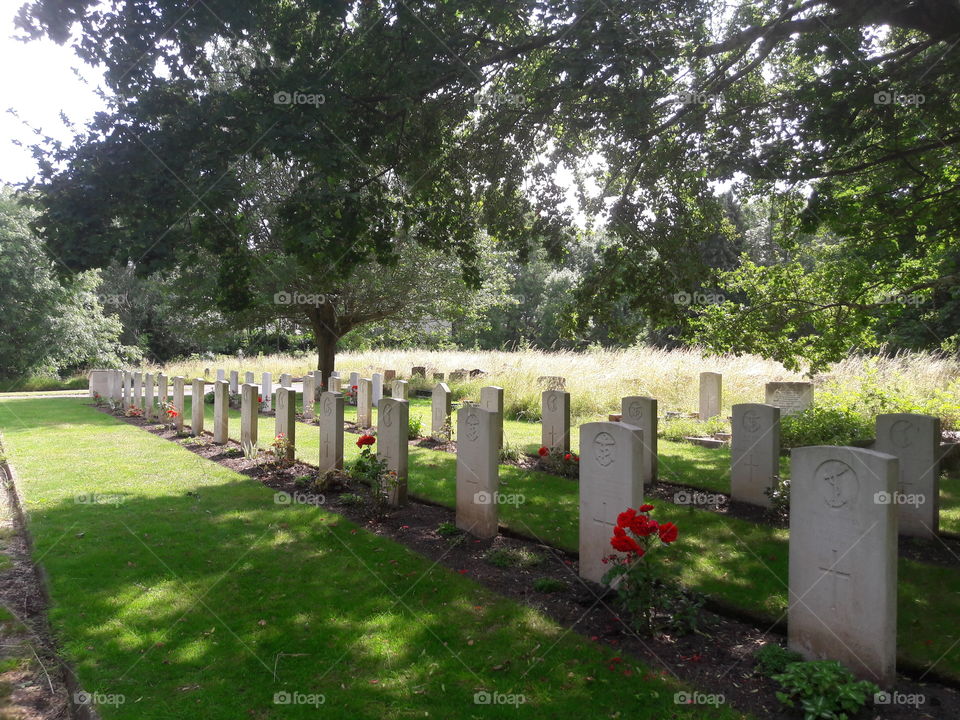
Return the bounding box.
[818,548,852,611]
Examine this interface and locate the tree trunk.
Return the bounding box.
[306,303,339,385]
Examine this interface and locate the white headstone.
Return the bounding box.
[302,374,316,419]
[245,371,255,384]
[328,376,342,393]
[122,371,133,408]
[88,369,111,398]
[542,390,571,453]
[431,383,452,440]
[392,380,408,400]
[275,387,296,460]
[621,396,657,484]
[213,380,229,444]
[318,392,344,472]
[372,372,384,405]
[132,372,143,409]
[699,372,721,420]
[191,378,205,436]
[456,405,499,538]
[144,373,154,421]
[157,373,168,404]
[261,372,272,412]
[578,422,645,583]
[765,382,814,417]
[788,446,898,687]
[280,373,292,388]
[229,370,239,394]
[730,403,780,507]
[356,378,373,428]
[216,368,225,383]
[171,377,185,433]
[377,397,410,506]
[241,383,259,449]
[349,372,360,390]
[480,386,504,450]
[874,413,940,538]
[110,370,123,404]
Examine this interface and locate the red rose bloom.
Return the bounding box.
[258,395,263,402]
[356,434,376,448]
[564,453,572,461]
[538,446,549,457]
[352,385,359,390]
[639,504,654,512]
[658,522,678,544]
[616,508,636,528]
[631,515,657,537]
[611,527,643,556]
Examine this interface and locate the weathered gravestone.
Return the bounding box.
[191,379,205,436]
[261,372,272,412]
[229,371,239,394]
[213,380,229,444]
[730,403,780,507]
[245,371,255,384]
[384,369,396,382]
[874,413,940,538]
[433,372,445,381]
[456,405,499,538]
[412,366,426,378]
[122,371,133,409]
[372,372,384,405]
[357,378,373,428]
[275,388,296,460]
[542,390,571,453]
[621,396,658,484]
[216,369,225,383]
[280,373,292,388]
[318,392,344,472]
[241,383,259,449]
[88,369,111,398]
[788,446,898,688]
[579,421,646,583]
[392,380,408,400]
[110,370,122,405]
[132,372,143,409]
[302,374,316,419]
[481,386,504,450]
[538,376,566,391]
[765,381,814,417]
[449,369,466,382]
[699,372,722,420]
[157,374,168,404]
[349,372,360,390]
[171,377,185,433]
[431,383,452,440]
[328,376,342,393]
[377,397,410,506]
[144,373,154,420]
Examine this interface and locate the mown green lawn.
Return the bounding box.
[0,397,745,719]
[179,394,960,681]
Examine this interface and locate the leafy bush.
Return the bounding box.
[436,521,462,538]
[533,577,567,593]
[773,660,878,720]
[779,407,873,450]
[659,416,730,442]
[204,391,216,404]
[754,643,803,677]
[339,493,364,507]
[408,415,423,439]
[764,476,790,519]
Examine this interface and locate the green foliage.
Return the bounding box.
[533,577,567,593]
[773,661,879,720]
[779,407,873,451]
[407,415,423,440]
[764,476,790,520]
[754,643,803,677]
[484,547,545,569]
[338,493,365,507]
[435,521,462,538]
[659,416,730,442]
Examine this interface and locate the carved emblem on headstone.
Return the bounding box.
[465,411,480,442]
[816,460,859,509]
[593,432,616,467]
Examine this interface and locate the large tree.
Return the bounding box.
[18,0,960,371]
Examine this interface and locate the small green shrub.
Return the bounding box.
[754,643,803,677]
[498,439,521,464]
[764,476,790,519]
[436,521,462,538]
[659,416,730,441]
[780,407,873,450]
[408,415,423,440]
[484,547,544,569]
[773,660,878,720]
[204,391,216,404]
[533,577,567,593]
[339,493,364,507]
[293,474,314,489]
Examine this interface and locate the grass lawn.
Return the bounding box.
[154,393,960,680]
[0,397,745,719]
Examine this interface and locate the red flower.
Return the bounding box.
[352,385,359,390]
[356,434,376,448]
[658,522,678,544]
[563,453,572,461]
[616,508,636,528]
[639,504,654,512]
[631,515,658,537]
[258,395,263,402]
[538,446,549,457]
[611,526,644,557]
[572,454,579,462]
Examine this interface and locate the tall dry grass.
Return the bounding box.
[153,347,960,423]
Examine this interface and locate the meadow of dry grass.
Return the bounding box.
[154,346,960,424]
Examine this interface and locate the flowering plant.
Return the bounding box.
[269,432,295,466]
[356,433,376,448]
[602,504,698,635]
[535,446,579,478]
[125,406,144,418]
[348,434,397,519]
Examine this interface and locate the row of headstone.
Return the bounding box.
[697,372,815,420]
